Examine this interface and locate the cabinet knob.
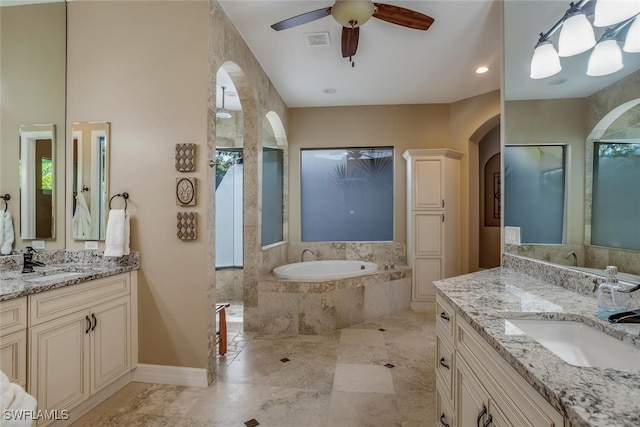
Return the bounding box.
[439,357,450,370]
[440,413,450,427]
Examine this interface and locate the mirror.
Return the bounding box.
[71,122,110,240]
[0,0,66,249]
[503,1,640,277]
[19,124,56,239]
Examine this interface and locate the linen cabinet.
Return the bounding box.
[403,149,462,309]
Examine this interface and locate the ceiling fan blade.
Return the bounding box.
[373,3,434,30]
[271,7,332,31]
[341,26,360,58]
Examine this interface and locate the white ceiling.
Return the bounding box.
[218,0,502,108]
[505,0,640,101]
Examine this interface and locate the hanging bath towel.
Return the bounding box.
[104,209,130,257]
[0,211,15,255]
[72,192,92,239]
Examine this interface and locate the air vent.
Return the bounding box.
[305,32,331,47]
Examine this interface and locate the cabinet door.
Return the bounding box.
[413,158,443,209]
[413,258,442,302]
[90,296,131,394]
[457,357,490,427]
[414,212,443,256]
[0,330,27,387]
[29,310,90,423]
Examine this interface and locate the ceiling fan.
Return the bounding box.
[270,0,434,66]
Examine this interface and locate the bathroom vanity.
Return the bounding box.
[0,257,138,426]
[434,259,640,427]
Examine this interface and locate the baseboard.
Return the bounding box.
[132,364,209,388]
[411,301,435,311]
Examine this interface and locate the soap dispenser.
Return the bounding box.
[597,265,629,320]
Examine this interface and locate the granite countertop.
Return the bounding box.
[434,267,640,427]
[0,264,139,301]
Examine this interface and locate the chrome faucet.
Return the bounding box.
[565,252,578,267]
[300,248,315,262]
[22,247,46,273]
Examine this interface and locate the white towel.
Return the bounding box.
[104,209,130,257]
[1,371,37,427]
[0,211,15,255]
[71,192,92,239]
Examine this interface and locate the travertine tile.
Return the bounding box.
[339,328,386,346]
[333,363,395,394]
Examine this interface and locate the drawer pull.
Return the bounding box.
[439,357,450,370]
[440,413,450,427]
[483,415,493,426]
[439,311,450,322]
[477,405,487,427]
[85,316,91,334]
[91,313,97,331]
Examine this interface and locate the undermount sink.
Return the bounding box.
[506,318,640,370]
[26,272,83,283]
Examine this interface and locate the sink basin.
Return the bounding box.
[27,272,83,283]
[506,319,640,370]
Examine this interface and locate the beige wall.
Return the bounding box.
[504,98,586,246]
[1,2,66,249]
[67,1,209,368]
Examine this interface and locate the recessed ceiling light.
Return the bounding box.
[323,88,337,94]
[475,66,490,74]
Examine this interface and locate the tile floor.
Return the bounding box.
[72,307,437,426]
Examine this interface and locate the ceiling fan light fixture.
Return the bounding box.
[331,0,375,28]
[587,39,624,76]
[530,39,562,79]
[594,0,640,27]
[558,11,596,56]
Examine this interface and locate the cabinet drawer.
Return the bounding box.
[0,329,27,387]
[435,296,455,342]
[0,297,28,336]
[457,318,564,427]
[436,333,455,402]
[30,273,130,326]
[436,382,455,427]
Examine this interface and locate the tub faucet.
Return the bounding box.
[565,252,578,267]
[300,248,315,262]
[22,247,46,273]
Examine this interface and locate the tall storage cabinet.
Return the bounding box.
[403,149,462,309]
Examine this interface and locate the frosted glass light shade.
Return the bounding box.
[594,0,640,27]
[587,39,624,76]
[623,17,640,52]
[331,0,375,27]
[558,13,596,56]
[530,42,562,79]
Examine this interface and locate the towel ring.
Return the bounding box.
[1,194,9,212]
[109,192,129,210]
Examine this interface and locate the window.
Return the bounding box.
[262,147,283,246]
[592,142,640,251]
[504,145,566,244]
[300,147,393,241]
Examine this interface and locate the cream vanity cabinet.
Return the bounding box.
[28,272,137,426]
[435,294,566,427]
[404,149,462,309]
[0,296,28,388]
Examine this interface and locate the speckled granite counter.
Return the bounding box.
[434,261,640,427]
[0,250,139,301]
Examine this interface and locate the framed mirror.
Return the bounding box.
[71,122,110,240]
[19,124,56,240]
